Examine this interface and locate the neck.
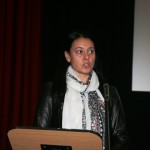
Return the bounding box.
[75,72,89,84]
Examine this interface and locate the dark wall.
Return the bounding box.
[41,0,150,149]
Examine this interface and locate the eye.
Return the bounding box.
[75,49,83,54]
[88,49,95,54]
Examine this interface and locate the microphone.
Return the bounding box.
[103,83,110,150]
[103,83,109,101]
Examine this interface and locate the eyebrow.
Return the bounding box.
[75,47,84,49]
[75,46,94,49]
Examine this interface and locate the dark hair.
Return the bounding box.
[52,30,106,94]
[64,30,96,52]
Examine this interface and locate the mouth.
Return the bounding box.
[83,63,90,68]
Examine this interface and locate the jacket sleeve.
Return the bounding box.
[109,85,129,150]
[33,82,53,128]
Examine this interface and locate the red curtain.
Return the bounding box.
[0,0,42,149]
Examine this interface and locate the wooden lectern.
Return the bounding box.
[8,127,102,150]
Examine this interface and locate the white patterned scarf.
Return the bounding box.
[62,65,105,137]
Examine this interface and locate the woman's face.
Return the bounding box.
[64,37,96,82]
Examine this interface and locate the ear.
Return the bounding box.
[64,51,71,62]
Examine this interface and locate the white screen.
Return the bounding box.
[132,0,150,92]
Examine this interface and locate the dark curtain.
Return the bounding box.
[0,0,42,149]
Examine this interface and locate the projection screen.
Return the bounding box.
[132,0,150,92]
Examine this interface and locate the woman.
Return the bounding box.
[34,31,129,150]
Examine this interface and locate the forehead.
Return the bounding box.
[71,37,94,48]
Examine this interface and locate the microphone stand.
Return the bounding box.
[103,83,110,150]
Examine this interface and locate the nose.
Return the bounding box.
[84,52,89,60]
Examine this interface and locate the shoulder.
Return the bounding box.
[40,81,53,97]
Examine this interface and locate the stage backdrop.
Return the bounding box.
[0,0,42,149]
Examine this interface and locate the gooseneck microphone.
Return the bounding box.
[103,83,110,150]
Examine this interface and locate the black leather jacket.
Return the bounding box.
[34,82,129,150]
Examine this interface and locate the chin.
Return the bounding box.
[82,69,92,75]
